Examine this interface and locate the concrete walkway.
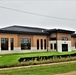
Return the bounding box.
[55,71,76,75]
[0,61,76,70]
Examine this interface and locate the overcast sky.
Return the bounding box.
[0,0,76,31]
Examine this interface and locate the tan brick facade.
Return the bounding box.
[71,37,76,46]
[0,33,48,51]
[0,33,18,47]
[0,26,76,54]
[57,33,71,40]
[50,33,71,40]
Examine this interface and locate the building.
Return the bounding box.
[0,25,76,54]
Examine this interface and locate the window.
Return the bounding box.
[44,39,46,49]
[37,39,39,50]
[62,37,68,41]
[41,39,43,49]
[10,38,14,50]
[1,38,8,50]
[21,38,31,50]
[50,44,53,49]
[75,41,76,49]
[54,43,57,49]
[50,38,56,40]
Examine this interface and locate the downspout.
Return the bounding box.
[56,30,58,52]
[47,35,48,52]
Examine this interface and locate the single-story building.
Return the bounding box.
[0,25,76,54]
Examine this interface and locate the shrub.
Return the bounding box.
[18,53,76,63]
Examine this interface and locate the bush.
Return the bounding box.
[1,53,76,68]
[0,56,76,68]
[18,53,76,62]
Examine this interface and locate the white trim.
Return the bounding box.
[71,46,76,50]
[49,40,72,52]
[0,47,48,54]
[57,40,71,52]
[49,41,56,43]
[14,47,21,51]
[9,47,10,51]
[0,47,1,51]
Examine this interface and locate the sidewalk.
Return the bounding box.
[0,60,76,70]
[55,71,76,75]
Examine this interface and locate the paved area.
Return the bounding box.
[0,61,76,70]
[55,71,76,75]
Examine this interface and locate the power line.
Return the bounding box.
[0,5,76,21]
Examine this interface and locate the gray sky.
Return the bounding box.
[0,0,76,31]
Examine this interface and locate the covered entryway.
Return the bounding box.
[62,44,68,51]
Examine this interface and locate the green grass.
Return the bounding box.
[0,62,76,75]
[0,51,76,66]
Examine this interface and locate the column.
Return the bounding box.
[9,38,10,51]
[53,43,54,50]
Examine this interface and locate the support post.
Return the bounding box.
[56,30,58,52]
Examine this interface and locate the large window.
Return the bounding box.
[21,38,31,50]
[50,38,56,40]
[75,41,76,49]
[37,39,39,50]
[62,37,68,41]
[41,39,43,49]
[54,43,57,49]
[44,39,46,49]
[1,38,8,50]
[50,44,53,49]
[10,38,14,50]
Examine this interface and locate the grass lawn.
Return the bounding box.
[0,62,76,75]
[0,51,76,66]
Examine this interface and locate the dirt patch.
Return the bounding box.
[55,71,76,75]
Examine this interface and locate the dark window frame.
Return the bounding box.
[37,39,39,50]
[44,39,46,49]
[75,41,76,49]
[21,38,31,50]
[50,44,53,49]
[50,37,56,40]
[10,38,14,50]
[41,39,43,49]
[54,43,57,49]
[62,37,68,41]
[1,38,8,50]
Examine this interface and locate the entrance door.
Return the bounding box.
[62,44,68,51]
